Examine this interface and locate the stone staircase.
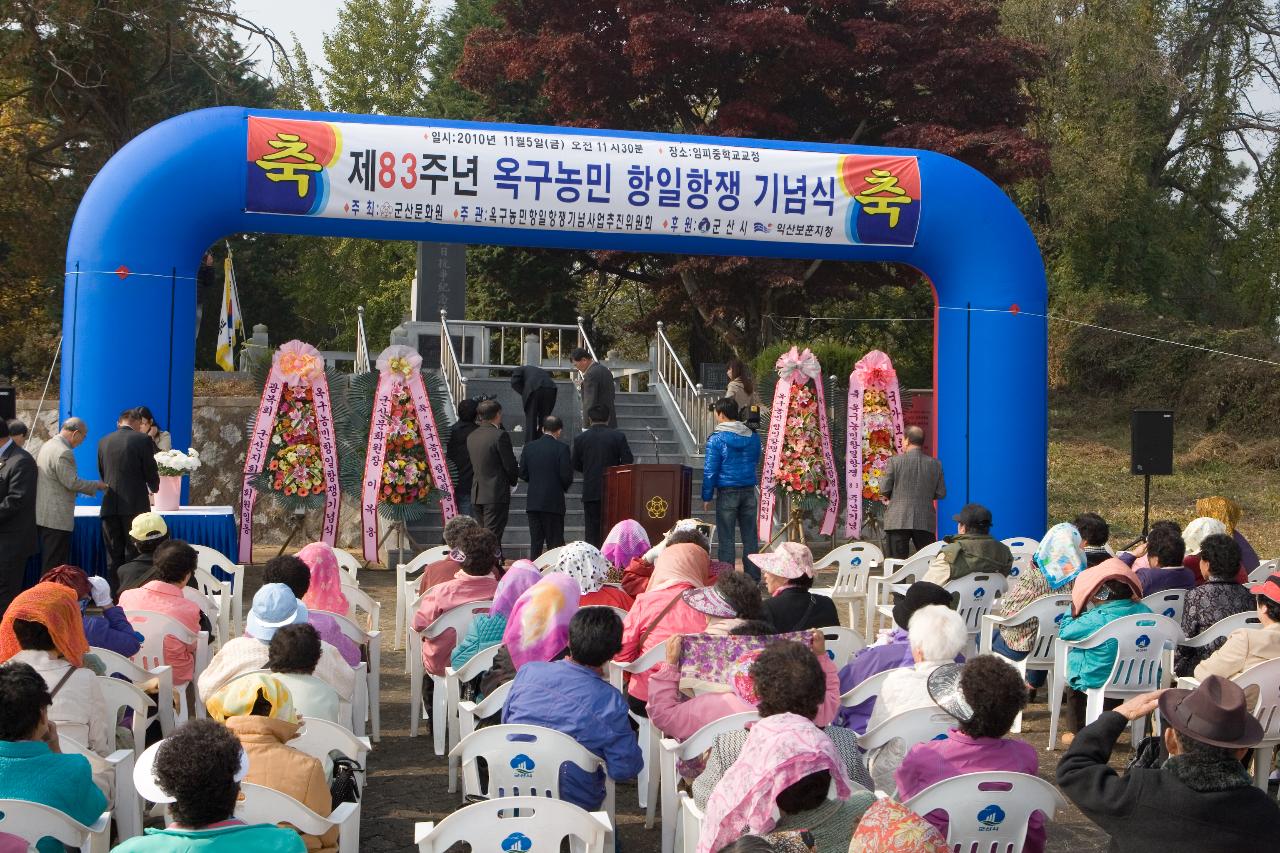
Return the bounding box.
[406,389,738,558]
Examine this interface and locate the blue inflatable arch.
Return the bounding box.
[62,106,1048,537]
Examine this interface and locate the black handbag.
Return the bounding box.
[1126,734,1165,771]
[329,752,363,808]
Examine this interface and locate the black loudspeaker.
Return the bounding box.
[0,387,14,422]
[1131,410,1174,475]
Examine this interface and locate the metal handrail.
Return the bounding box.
[439,310,466,412]
[440,314,596,372]
[353,305,370,374]
[654,321,713,448]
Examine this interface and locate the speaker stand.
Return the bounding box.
[1141,474,1152,537]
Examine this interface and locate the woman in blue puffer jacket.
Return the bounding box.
[702,398,762,578]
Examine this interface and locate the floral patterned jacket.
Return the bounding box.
[1175,579,1256,675]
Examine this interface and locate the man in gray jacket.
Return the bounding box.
[880,425,946,559]
[36,418,105,571]
[571,348,617,429]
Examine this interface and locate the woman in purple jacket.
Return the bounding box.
[41,565,142,657]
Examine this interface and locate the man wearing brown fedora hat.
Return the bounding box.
[1057,676,1280,851]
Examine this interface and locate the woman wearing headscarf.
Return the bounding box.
[480,573,582,696]
[1196,496,1260,573]
[1181,516,1247,585]
[0,582,109,758]
[990,522,1087,693]
[451,560,541,670]
[40,564,142,658]
[207,673,335,853]
[602,519,650,574]
[696,712,873,853]
[295,542,351,618]
[616,543,710,716]
[555,541,634,610]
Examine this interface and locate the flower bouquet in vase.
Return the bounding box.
[340,346,457,562]
[845,350,906,541]
[153,448,201,511]
[757,347,840,544]
[240,341,343,558]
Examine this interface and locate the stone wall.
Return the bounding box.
[17,396,368,550]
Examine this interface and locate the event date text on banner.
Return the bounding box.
[244,116,921,248]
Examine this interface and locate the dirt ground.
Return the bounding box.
[322,566,1118,852]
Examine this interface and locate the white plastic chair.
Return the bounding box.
[237,781,361,853]
[812,542,882,633]
[457,679,513,744]
[658,711,758,853]
[1048,612,1183,747]
[1175,611,1264,685]
[979,593,1073,733]
[123,609,210,721]
[330,546,361,586]
[97,674,156,754]
[414,795,610,853]
[1001,538,1038,580]
[1141,588,1189,624]
[0,799,111,853]
[838,667,895,713]
[191,545,245,635]
[857,706,956,754]
[408,597,494,750]
[340,585,383,634]
[394,546,452,649]
[866,549,934,633]
[606,643,667,817]
[91,646,176,738]
[1231,657,1280,790]
[314,609,382,741]
[450,724,615,833]
[821,625,866,670]
[535,545,567,571]
[443,643,503,791]
[59,732,139,842]
[1249,559,1278,584]
[182,584,226,655]
[903,771,1067,851]
[289,716,372,770]
[677,791,705,853]
[190,566,232,648]
[945,573,1008,654]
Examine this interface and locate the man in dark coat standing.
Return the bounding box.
[880,425,946,558]
[446,398,479,517]
[518,415,573,559]
[1057,676,1280,852]
[97,408,160,592]
[0,419,38,616]
[467,399,518,544]
[510,364,558,442]
[571,347,617,429]
[572,404,633,547]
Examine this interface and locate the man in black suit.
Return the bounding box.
[510,364,558,442]
[572,403,634,547]
[98,408,160,592]
[466,399,519,544]
[446,398,479,517]
[571,348,617,429]
[0,419,38,616]
[519,415,573,559]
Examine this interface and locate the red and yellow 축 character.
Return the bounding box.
[839,155,921,247]
[245,117,341,216]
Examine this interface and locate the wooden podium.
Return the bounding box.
[603,464,693,545]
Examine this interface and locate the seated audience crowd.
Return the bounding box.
[9,500,1280,853]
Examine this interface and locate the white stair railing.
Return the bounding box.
[654,321,714,450]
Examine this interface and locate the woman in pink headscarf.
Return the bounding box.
[479,573,582,696]
[602,520,650,572]
[697,712,873,853]
[296,542,350,617]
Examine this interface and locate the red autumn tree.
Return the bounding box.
[457,0,1048,356]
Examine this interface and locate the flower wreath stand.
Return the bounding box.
[240,341,343,560]
[757,346,841,546]
[845,350,906,546]
[341,346,457,564]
